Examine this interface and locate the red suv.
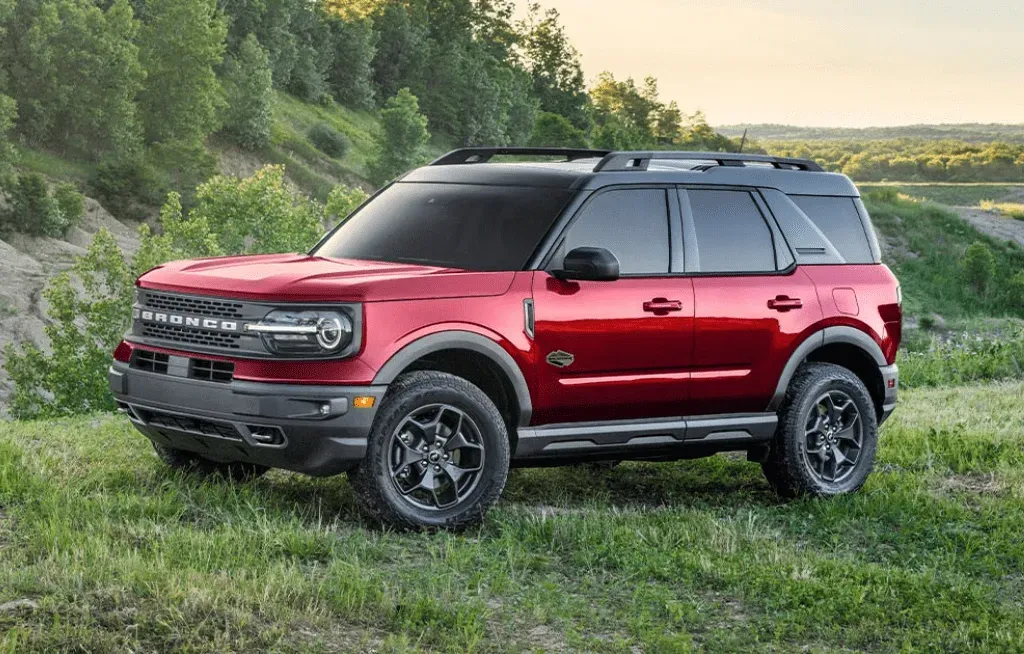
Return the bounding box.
[110,148,901,530]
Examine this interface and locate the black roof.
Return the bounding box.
[401,148,860,197]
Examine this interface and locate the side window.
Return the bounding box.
[559,189,670,275]
[789,195,873,264]
[687,190,776,273]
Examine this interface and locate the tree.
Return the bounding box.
[220,33,274,149]
[370,88,429,185]
[0,0,144,158]
[138,0,227,146]
[964,242,995,296]
[327,15,377,109]
[370,1,429,103]
[520,3,588,130]
[529,111,587,148]
[0,95,17,188]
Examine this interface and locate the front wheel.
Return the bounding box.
[762,362,878,498]
[348,371,510,531]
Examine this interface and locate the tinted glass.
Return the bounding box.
[560,189,670,275]
[790,195,873,264]
[314,183,573,271]
[688,190,776,273]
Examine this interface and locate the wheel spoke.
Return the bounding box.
[444,430,482,453]
[836,424,860,444]
[442,460,481,487]
[401,467,436,496]
[396,437,426,467]
[831,445,849,467]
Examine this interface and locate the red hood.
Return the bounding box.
[138,254,516,302]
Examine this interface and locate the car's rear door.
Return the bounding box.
[681,187,822,415]
[530,187,694,424]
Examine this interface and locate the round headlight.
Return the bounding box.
[316,316,344,350]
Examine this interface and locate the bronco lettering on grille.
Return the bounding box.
[133,308,239,332]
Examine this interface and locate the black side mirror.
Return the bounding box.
[554,247,620,282]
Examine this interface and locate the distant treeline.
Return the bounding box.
[720,123,1024,143]
[759,139,1024,183]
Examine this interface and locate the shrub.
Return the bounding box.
[963,242,995,295]
[0,173,80,237]
[1008,271,1024,307]
[90,156,163,219]
[308,123,349,158]
[325,184,369,223]
[529,111,588,148]
[54,182,85,233]
[5,165,329,419]
[899,328,1024,389]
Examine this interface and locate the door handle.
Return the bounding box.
[643,298,683,313]
[767,295,803,312]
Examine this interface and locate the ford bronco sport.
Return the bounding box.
[110,148,901,530]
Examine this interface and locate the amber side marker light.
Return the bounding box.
[353,396,376,409]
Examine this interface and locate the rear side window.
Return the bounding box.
[559,189,670,275]
[789,196,873,264]
[687,190,776,273]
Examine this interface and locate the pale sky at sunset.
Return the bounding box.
[518,0,1024,127]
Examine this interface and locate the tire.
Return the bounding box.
[762,362,878,498]
[348,371,510,531]
[153,443,269,482]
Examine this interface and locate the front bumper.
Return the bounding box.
[109,361,386,476]
[879,363,898,425]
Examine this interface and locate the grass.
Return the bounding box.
[979,200,1024,220]
[2,384,1024,652]
[864,191,1024,319]
[899,324,1024,388]
[859,183,1022,207]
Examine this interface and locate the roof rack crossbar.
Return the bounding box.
[593,151,823,173]
[430,147,611,166]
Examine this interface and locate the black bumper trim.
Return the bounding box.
[110,362,386,476]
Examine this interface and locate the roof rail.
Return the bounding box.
[430,147,611,166]
[593,151,824,173]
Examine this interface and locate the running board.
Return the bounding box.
[514,413,776,459]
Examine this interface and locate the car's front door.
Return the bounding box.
[681,188,822,415]
[530,187,694,425]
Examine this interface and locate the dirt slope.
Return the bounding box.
[950,188,1024,248]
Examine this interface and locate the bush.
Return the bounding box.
[308,123,349,158]
[325,184,369,223]
[5,165,329,419]
[964,242,995,295]
[0,173,80,237]
[90,156,163,219]
[529,111,588,148]
[899,328,1024,389]
[1008,271,1024,307]
[369,88,429,186]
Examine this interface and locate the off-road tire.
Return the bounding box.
[153,443,269,482]
[762,362,878,498]
[348,371,510,531]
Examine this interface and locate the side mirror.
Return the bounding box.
[554,247,620,282]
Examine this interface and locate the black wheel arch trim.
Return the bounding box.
[768,326,887,411]
[371,331,533,427]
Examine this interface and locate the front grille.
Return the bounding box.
[191,358,234,383]
[143,291,244,319]
[141,323,242,349]
[134,349,169,374]
[137,408,242,441]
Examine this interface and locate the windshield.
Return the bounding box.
[312,182,574,271]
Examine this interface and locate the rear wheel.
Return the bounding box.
[348,371,510,530]
[152,444,268,482]
[762,362,878,498]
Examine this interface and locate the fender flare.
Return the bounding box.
[372,330,533,426]
[767,326,887,411]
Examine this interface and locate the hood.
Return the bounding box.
[138,253,516,302]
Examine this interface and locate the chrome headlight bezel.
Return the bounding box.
[245,306,360,358]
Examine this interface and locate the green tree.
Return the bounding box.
[520,2,588,130]
[370,88,429,185]
[0,94,17,188]
[327,15,377,109]
[964,242,995,296]
[529,111,587,147]
[220,33,274,150]
[138,0,227,145]
[325,184,369,222]
[369,1,428,101]
[0,0,144,158]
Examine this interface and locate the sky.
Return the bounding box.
[516,0,1024,128]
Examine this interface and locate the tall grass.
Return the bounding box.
[980,200,1024,220]
[900,328,1024,388]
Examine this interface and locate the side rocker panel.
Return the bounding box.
[371,330,534,427]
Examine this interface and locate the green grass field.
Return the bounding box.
[2,383,1023,652]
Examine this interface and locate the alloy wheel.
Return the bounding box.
[802,390,863,483]
[387,404,486,510]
